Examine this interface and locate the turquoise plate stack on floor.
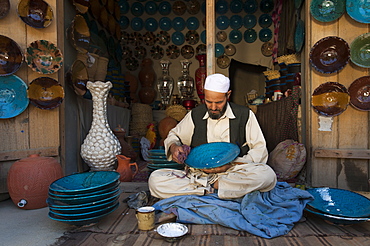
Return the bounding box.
[147,149,184,170]
[47,171,120,226]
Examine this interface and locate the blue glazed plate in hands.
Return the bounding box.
[306,187,370,218]
[185,142,240,169]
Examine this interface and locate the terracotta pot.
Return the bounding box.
[139,86,156,104]
[138,58,156,87]
[7,154,63,209]
[195,54,206,102]
[116,155,138,182]
[113,128,138,161]
[158,116,178,140]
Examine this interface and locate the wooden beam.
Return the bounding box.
[0,147,59,162]
[314,149,370,159]
[206,0,215,75]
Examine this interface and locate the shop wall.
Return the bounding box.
[0,0,61,194]
[305,2,370,191]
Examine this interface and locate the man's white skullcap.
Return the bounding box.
[204,73,230,93]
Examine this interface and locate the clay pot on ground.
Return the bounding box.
[158,116,178,146]
[116,155,138,182]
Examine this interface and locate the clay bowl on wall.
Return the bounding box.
[17,0,54,28]
[0,35,23,76]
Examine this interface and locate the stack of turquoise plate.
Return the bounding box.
[146,149,184,170]
[47,171,120,226]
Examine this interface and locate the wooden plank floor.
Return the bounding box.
[52,183,370,246]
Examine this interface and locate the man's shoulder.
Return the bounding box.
[229,102,250,112]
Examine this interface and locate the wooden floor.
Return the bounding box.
[53,183,370,246]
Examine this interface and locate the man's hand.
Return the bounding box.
[169,144,190,164]
[200,163,233,174]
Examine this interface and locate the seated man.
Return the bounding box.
[149,73,277,199]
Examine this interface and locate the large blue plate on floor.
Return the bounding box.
[49,196,119,214]
[48,188,120,205]
[0,75,29,119]
[47,192,120,208]
[347,0,370,23]
[304,207,370,225]
[49,171,120,194]
[185,142,240,169]
[306,187,370,218]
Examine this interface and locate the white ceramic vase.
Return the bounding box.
[80,81,121,171]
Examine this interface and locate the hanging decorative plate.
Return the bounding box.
[244,14,257,28]
[172,31,185,46]
[201,30,206,44]
[131,17,143,31]
[145,17,158,32]
[157,31,171,45]
[121,46,132,60]
[217,31,227,42]
[125,57,139,71]
[215,43,225,57]
[350,32,370,68]
[108,15,117,36]
[114,1,121,21]
[201,1,206,14]
[181,45,194,59]
[119,15,129,29]
[0,35,23,76]
[159,1,171,15]
[348,76,370,111]
[17,0,53,28]
[166,45,180,59]
[129,32,143,47]
[294,19,305,53]
[134,46,147,60]
[67,14,90,53]
[187,0,200,15]
[259,13,272,28]
[0,75,29,119]
[346,0,370,23]
[121,31,129,45]
[229,29,242,44]
[25,40,63,75]
[159,17,172,31]
[230,15,243,29]
[196,44,207,55]
[261,42,273,57]
[244,0,258,14]
[216,0,228,15]
[172,1,186,15]
[259,28,272,42]
[99,8,109,28]
[185,142,240,169]
[225,44,236,56]
[311,82,350,117]
[230,0,243,13]
[310,36,349,74]
[186,17,199,30]
[69,59,88,91]
[73,0,89,14]
[310,0,345,22]
[119,0,129,14]
[143,32,156,46]
[185,30,199,45]
[0,0,10,19]
[216,16,229,30]
[28,77,64,110]
[217,54,231,69]
[131,2,144,16]
[172,17,186,31]
[90,0,100,19]
[106,0,115,15]
[150,45,164,60]
[260,0,274,13]
[244,29,257,43]
[145,1,157,15]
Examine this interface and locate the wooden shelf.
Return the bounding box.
[314,149,370,159]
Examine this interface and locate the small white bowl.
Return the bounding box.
[156,223,188,242]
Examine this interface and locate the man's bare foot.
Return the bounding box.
[155,212,177,224]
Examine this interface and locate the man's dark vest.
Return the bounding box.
[190,102,250,157]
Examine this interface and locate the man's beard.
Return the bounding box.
[207,103,227,119]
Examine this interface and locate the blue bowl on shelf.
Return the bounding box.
[306,187,370,218]
[216,15,229,30]
[244,14,257,28]
[216,0,228,15]
[145,1,157,15]
[172,17,185,31]
[159,17,172,31]
[244,29,257,43]
[186,17,199,30]
[131,2,144,16]
[229,29,242,44]
[230,0,243,13]
[215,43,224,57]
[185,142,240,169]
[244,0,258,14]
[159,1,171,15]
[145,17,158,32]
[230,15,243,29]
[131,17,143,31]
[49,171,120,194]
[259,28,272,42]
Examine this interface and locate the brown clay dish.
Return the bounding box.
[348,76,370,111]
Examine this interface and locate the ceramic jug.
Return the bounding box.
[116,155,138,182]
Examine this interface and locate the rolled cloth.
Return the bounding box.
[204,73,230,93]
